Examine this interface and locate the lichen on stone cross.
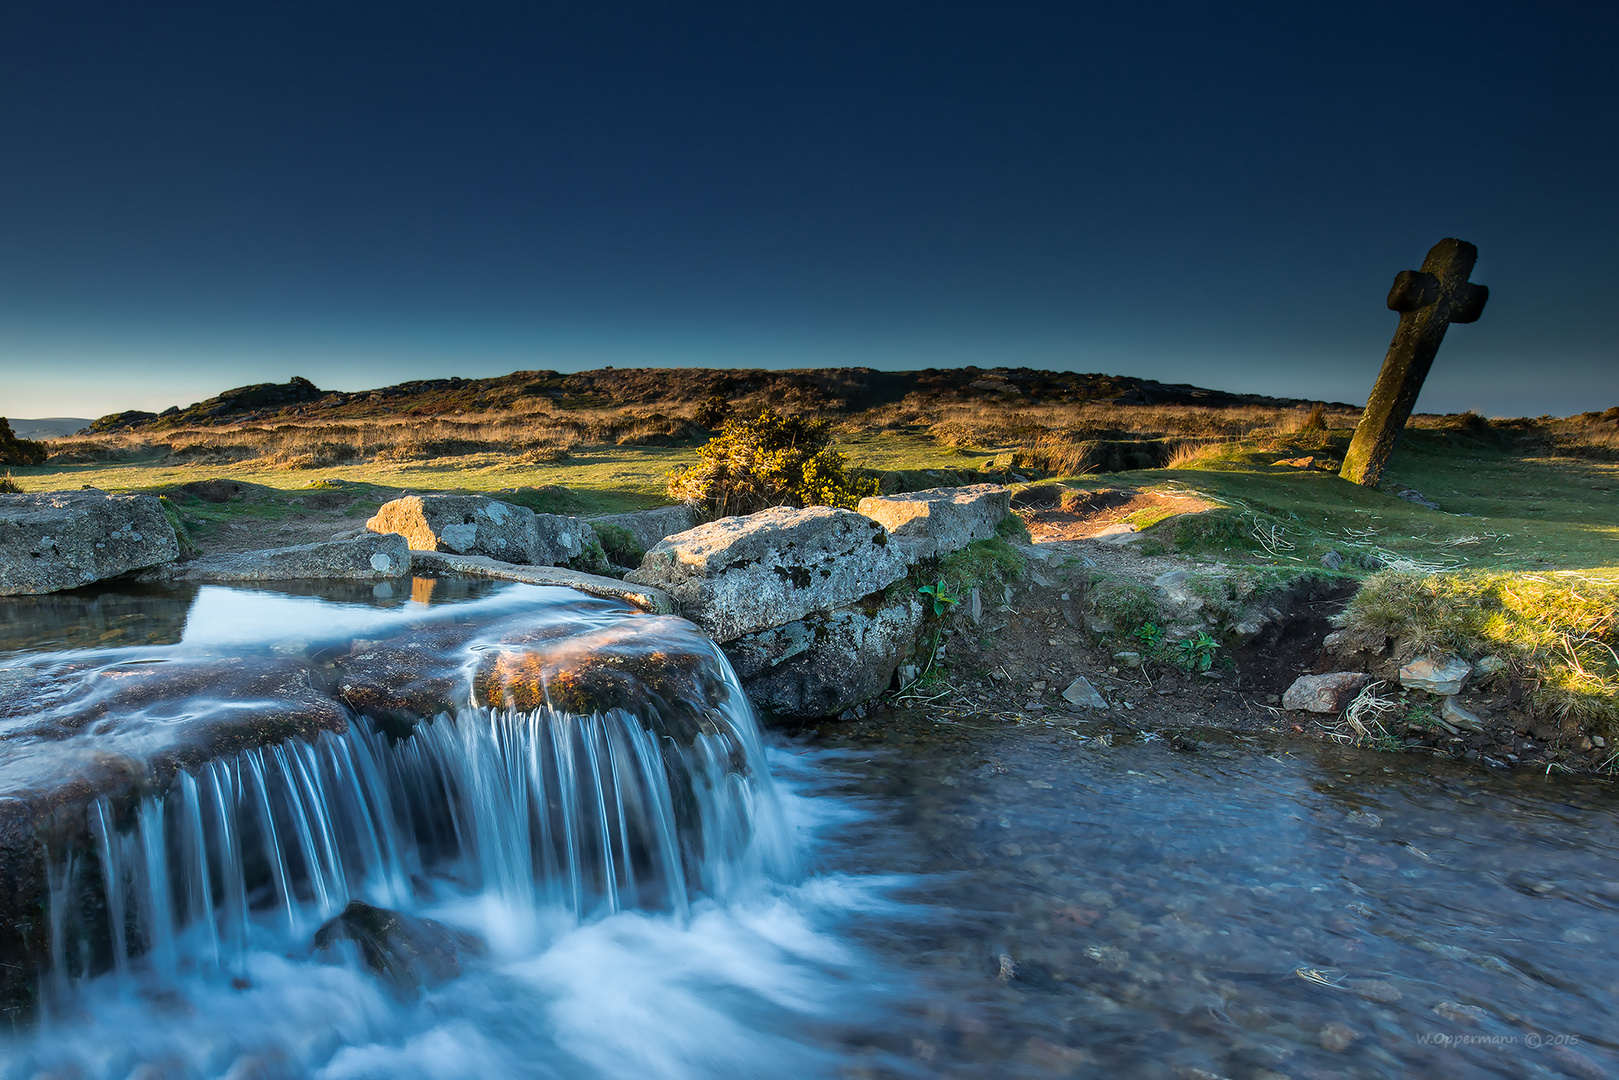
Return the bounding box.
[1340,238,1488,487]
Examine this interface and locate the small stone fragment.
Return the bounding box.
[1399,656,1471,694]
[1433,1000,1488,1023]
[1112,650,1143,668]
[1320,550,1345,570]
[1062,677,1108,709]
[1439,697,1486,733]
[1396,488,1441,510]
[1347,977,1403,1003]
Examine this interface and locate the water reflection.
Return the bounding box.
[0,576,509,658]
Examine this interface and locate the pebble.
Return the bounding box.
[1318,1021,1360,1052]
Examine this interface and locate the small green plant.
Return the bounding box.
[1134,622,1165,649]
[918,578,960,617]
[1089,575,1158,633]
[995,512,1032,543]
[916,578,961,677]
[0,471,20,494]
[1402,701,1438,730]
[1174,631,1220,673]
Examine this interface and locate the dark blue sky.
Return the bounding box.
[2,1,1614,417]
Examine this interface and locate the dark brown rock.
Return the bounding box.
[313,901,484,997]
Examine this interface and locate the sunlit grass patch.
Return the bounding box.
[1340,570,1619,734]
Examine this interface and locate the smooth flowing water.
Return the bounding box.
[2,582,1617,1079]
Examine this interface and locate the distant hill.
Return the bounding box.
[86,368,1338,432]
[8,418,93,439]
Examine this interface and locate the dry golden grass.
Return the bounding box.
[34,389,1619,488]
[836,397,1358,476]
[40,408,711,471]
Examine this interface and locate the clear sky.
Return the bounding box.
[1,2,1614,419]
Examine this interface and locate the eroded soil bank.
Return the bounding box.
[826,528,1615,777]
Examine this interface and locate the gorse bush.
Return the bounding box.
[0,419,47,467]
[668,407,877,517]
[693,395,732,429]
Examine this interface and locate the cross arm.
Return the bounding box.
[1387,270,1438,313]
[1449,283,1488,324]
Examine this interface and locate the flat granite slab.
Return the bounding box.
[410,550,675,614]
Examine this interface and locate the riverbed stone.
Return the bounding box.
[368,494,598,566]
[724,596,924,717]
[313,901,484,996]
[857,484,1010,562]
[176,533,412,581]
[1399,655,1471,695]
[626,506,907,643]
[1282,672,1371,713]
[0,490,181,595]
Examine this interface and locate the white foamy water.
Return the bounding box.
[5,745,911,1080]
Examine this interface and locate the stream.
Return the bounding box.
[2,581,1616,1079]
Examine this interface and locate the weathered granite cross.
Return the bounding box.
[1339,238,1488,487]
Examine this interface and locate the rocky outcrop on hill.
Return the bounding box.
[89,377,326,431]
[0,490,180,595]
[81,367,1340,434]
[367,494,598,567]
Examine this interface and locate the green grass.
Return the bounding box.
[1341,570,1619,739]
[1077,429,1619,576]
[834,431,990,471]
[11,417,1614,580]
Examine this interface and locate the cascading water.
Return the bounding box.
[0,581,822,1080]
[42,701,785,1008]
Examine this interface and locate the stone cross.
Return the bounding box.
[1339,238,1488,487]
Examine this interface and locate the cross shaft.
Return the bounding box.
[1340,238,1489,487]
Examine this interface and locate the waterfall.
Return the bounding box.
[38,695,788,1009]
